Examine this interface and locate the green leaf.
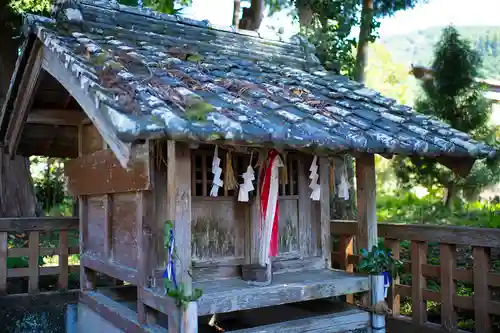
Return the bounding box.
[186,54,203,62]
[185,101,213,121]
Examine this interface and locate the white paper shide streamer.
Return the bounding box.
[238,154,255,202]
[210,146,223,197]
[309,156,320,201]
[338,162,350,200]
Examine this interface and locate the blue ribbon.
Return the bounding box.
[383,271,391,286]
[163,228,177,290]
[383,251,392,297]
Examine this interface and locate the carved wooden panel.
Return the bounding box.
[111,192,138,269]
[191,198,245,263]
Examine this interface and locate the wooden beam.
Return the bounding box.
[27,109,86,126]
[0,36,35,142]
[355,155,378,251]
[0,232,7,295]
[6,41,44,158]
[81,254,138,284]
[174,142,192,292]
[64,149,151,196]
[79,290,167,333]
[298,155,313,257]
[250,149,266,264]
[28,231,40,293]
[166,141,197,333]
[42,47,132,169]
[0,217,78,232]
[137,187,159,325]
[227,308,369,333]
[330,220,500,248]
[473,247,492,333]
[319,157,332,269]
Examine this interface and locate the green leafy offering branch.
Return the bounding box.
[357,245,404,278]
[163,220,203,311]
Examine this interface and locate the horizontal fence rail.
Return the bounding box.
[0,217,80,295]
[331,220,500,333]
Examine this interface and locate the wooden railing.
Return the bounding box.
[331,220,500,333]
[0,217,80,295]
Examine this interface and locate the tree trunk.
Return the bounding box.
[444,184,457,211]
[353,0,374,83]
[0,6,39,217]
[232,0,241,27]
[238,0,264,31]
[297,4,313,27]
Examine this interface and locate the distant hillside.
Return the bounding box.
[380,26,500,80]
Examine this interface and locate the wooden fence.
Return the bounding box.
[0,217,79,295]
[332,220,500,333]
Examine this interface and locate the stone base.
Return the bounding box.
[77,302,124,333]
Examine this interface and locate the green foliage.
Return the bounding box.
[8,0,51,14]
[118,0,191,14]
[293,0,425,77]
[358,245,404,277]
[7,256,44,269]
[382,26,500,80]
[392,26,500,204]
[376,192,500,228]
[365,43,415,105]
[30,157,70,214]
[165,282,203,310]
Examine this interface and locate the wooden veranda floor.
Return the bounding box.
[195,268,369,315]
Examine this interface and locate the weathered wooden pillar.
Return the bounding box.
[319,157,332,269]
[166,140,197,333]
[249,149,266,264]
[355,154,378,251]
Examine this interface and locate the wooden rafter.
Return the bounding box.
[5,41,44,159]
[27,108,87,126]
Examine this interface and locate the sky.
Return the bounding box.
[181,0,500,40]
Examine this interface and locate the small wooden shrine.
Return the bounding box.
[0,1,495,332]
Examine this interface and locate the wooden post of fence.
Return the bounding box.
[411,241,427,325]
[58,230,69,289]
[29,231,40,293]
[440,244,456,331]
[473,246,492,333]
[338,235,354,304]
[386,238,400,316]
[0,231,7,295]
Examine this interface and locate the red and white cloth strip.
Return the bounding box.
[259,149,283,266]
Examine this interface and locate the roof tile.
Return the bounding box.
[28,0,496,161]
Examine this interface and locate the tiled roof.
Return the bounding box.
[25,0,496,160]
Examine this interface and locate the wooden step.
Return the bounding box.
[228,309,369,333]
[195,269,369,315]
[199,300,369,333]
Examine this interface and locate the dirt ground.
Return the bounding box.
[0,292,77,333]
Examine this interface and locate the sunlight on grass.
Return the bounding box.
[41,254,80,267]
